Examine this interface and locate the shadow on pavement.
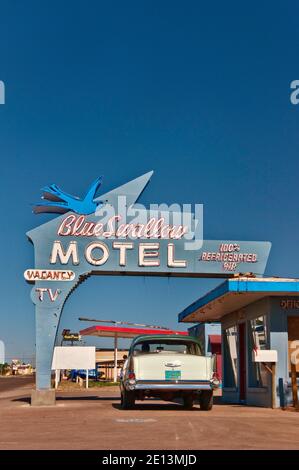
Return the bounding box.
[113,402,189,411]
[112,396,244,410]
[56,395,120,401]
[12,395,120,404]
[11,393,244,409]
[12,396,31,404]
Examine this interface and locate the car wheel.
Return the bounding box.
[121,389,135,409]
[199,390,213,410]
[183,394,194,409]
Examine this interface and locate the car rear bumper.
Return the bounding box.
[128,380,214,391]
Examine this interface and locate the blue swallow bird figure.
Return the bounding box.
[34,176,104,215]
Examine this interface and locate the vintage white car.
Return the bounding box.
[120,334,219,410]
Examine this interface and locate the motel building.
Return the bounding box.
[179,277,299,408]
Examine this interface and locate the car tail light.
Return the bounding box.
[128,371,135,381]
[211,371,220,387]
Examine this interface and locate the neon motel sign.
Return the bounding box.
[25,171,271,393]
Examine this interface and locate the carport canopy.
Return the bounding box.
[178,276,299,323]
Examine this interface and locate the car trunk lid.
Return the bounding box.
[133,353,213,381]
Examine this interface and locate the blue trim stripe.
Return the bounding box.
[178,280,230,322]
[178,278,299,322]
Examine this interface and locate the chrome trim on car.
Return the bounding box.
[132,380,213,391]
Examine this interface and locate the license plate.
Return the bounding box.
[165,370,181,380]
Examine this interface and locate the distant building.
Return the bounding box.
[96,348,128,381]
[96,348,128,363]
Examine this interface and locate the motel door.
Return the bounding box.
[288,317,299,375]
[238,323,246,401]
[211,343,222,381]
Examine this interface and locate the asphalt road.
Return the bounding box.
[1,382,299,450]
[0,375,34,393]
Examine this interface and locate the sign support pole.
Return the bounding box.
[272,363,276,409]
[114,334,118,383]
[261,362,277,408]
[55,369,60,390]
[291,361,299,410]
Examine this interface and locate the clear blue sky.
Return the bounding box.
[0,1,299,361]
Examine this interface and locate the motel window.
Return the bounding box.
[248,315,268,388]
[223,326,238,388]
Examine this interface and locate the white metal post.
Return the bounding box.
[114,334,118,383]
[55,369,60,389]
[86,369,89,389]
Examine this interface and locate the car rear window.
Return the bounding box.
[132,340,202,356]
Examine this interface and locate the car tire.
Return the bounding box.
[199,390,213,410]
[121,389,135,409]
[183,394,194,409]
